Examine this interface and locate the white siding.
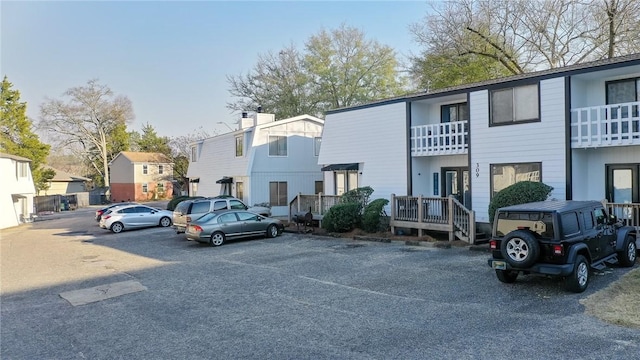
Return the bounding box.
[470,78,568,223]
[0,157,36,229]
[572,146,640,201]
[571,65,640,108]
[319,102,407,201]
[411,155,467,196]
[187,116,324,209]
[186,131,252,196]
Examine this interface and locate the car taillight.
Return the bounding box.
[190,225,203,232]
[103,215,111,220]
[97,210,103,215]
[489,240,498,250]
[553,244,564,256]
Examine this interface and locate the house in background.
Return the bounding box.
[109,151,173,202]
[0,153,36,229]
[187,112,324,217]
[38,166,90,195]
[319,54,640,239]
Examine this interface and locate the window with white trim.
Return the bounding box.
[491,162,541,197]
[490,84,539,125]
[142,164,148,175]
[269,181,288,206]
[142,183,148,193]
[158,165,164,174]
[236,135,243,157]
[268,136,287,156]
[191,146,197,162]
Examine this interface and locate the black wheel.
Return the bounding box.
[495,270,518,284]
[618,235,637,267]
[500,230,540,268]
[110,222,124,234]
[210,232,225,247]
[159,216,172,227]
[565,255,590,293]
[266,224,278,238]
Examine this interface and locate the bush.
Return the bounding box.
[340,186,374,212]
[322,202,362,233]
[488,181,554,223]
[362,198,389,233]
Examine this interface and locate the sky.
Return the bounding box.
[1,1,430,138]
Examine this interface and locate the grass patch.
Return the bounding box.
[580,267,640,328]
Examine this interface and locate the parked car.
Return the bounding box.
[172,196,271,234]
[185,210,284,246]
[99,204,173,233]
[95,202,138,222]
[487,200,637,293]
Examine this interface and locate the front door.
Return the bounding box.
[442,167,470,207]
[606,164,639,203]
[606,164,639,223]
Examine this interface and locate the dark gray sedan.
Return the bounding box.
[185,210,284,246]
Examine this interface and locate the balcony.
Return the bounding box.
[410,120,468,156]
[571,102,640,148]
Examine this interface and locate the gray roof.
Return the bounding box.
[0,152,32,162]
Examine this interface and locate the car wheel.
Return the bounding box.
[500,230,540,268]
[159,216,172,227]
[618,235,637,267]
[110,222,124,234]
[210,232,225,247]
[266,224,279,238]
[495,270,518,284]
[565,255,590,293]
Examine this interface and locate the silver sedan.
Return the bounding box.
[185,210,284,246]
[99,204,173,233]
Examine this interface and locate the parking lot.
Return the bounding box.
[1,206,639,359]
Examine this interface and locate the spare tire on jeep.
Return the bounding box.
[500,230,540,268]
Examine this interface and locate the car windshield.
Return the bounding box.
[496,211,555,238]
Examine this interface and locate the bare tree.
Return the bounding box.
[411,0,640,79]
[39,79,134,187]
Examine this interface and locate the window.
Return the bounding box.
[335,171,358,196]
[561,212,580,237]
[314,137,321,156]
[229,200,247,210]
[237,212,259,221]
[157,183,164,193]
[218,213,237,224]
[490,84,539,125]
[191,146,197,162]
[142,164,148,175]
[236,181,244,200]
[268,135,287,156]
[491,163,541,197]
[158,165,164,174]
[236,135,243,157]
[192,201,212,213]
[606,78,639,131]
[441,103,469,123]
[212,201,227,211]
[17,162,28,178]
[315,181,323,194]
[582,211,595,230]
[269,181,288,206]
[142,183,148,193]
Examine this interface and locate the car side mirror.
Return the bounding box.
[609,214,618,224]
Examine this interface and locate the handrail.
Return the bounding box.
[570,101,640,147]
[410,120,469,156]
[288,193,341,222]
[602,201,640,229]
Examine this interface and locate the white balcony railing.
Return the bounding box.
[571,101,640,148]
[410,120,468,156]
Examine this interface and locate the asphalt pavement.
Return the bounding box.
[1,206,639,359]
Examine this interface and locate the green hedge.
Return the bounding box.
[322,202,362,233]
[488,181,554,223]
[362,198,389,233]
[167,196,202,211]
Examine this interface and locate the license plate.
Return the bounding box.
[492,261,507,270]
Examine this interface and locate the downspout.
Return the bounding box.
[406,101,412,196]
[565,76,572,200]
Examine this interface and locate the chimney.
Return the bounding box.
[240,111,254,129]
[257,106,262,113]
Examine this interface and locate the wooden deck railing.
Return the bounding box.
[603,201,640,229]
[289,193,341,223]
[390,194,476,243]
